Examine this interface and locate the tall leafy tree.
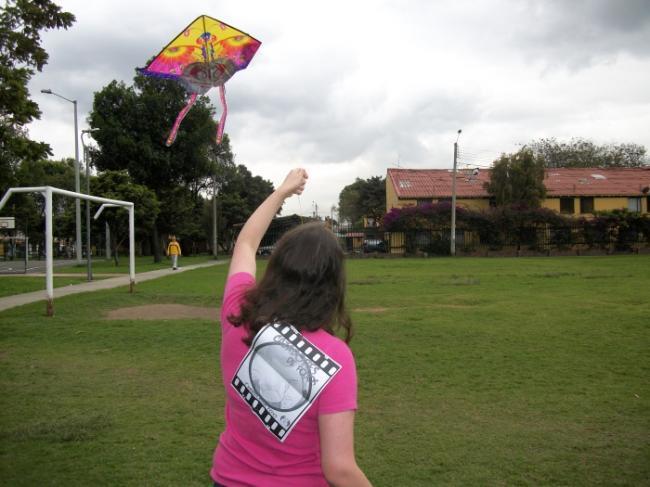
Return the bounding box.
[91,170,159,264]
[0,0,75,193]
[485,148,546,208]
[528,137,648,168]
[207,164,274,252]
[338,176,386,226]
[88,74,218,261]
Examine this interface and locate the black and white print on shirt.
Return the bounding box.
[231,323,342,442]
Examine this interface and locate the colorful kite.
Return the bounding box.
[138,15,261,146]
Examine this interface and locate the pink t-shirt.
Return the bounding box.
[211,272,357,487]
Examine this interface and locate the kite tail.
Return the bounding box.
[166,92,198,147]
[216,84,228,145]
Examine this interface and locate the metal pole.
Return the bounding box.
[84,142,92,281]
[45,188,54,316]
[451,142,458,256]
[24,236,29,273]
[73,100,82,264]
[81,130,94,280]
[212,175,218,259]
[41,90,81,263]
[128,205,135,292]
[105,222,111,259]
[451,129,461,256]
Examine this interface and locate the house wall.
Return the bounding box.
[453,198,490,210]
[542,198,561,212]
[544,196,640,215]
[391,198,489,210]
[596,197,632,212]
[386,178,400,211]
[393,198,417,208]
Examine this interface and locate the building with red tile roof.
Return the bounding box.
[386,167,650,215]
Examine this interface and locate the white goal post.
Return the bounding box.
[0,186,135,316]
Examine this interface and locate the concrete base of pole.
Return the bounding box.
[129,280,135,293]
[46,299,54,317]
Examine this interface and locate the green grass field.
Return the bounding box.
[0,255,213,298]
[1,256,648,486]
[55,254,214,274]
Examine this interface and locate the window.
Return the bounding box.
[416,199,432,207]
[628,197,641,212]
[398,180,411,189]
[560,197,575,214]
[580,197,594,214]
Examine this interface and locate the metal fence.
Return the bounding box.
[254,222,650,257]
[340,224,650,256]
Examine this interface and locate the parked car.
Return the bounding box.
[363,239,387,253]
[257,245,275,256]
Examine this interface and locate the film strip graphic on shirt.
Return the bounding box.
[231,323,342,442]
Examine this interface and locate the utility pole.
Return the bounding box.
[81,130,94,280]
[41,89,82,264]
[451,129,462,256]
[73,100,81,264]
[212,173,218,259]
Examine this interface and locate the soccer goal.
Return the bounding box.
[0,186,135,316]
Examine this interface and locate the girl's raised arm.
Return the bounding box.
[228,168,308,278]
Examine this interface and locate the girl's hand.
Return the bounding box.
[278,168,308,198]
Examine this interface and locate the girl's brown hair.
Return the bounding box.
[229,222,352,346]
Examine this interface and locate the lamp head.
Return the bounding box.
[41,89,52,94]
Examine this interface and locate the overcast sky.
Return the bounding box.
[28,0,650,217]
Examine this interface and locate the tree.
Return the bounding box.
[88,73,218,261]
[485,148,546,208]
[528,138,648,168]
[0,0,75,193]
[91,171,159,264]
[338,176,386,226]
[208,164,275,252]
[1,157,77,252]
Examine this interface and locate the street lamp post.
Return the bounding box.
[41,89,82,264]
[81,129,95,281]
[451,129,462,256]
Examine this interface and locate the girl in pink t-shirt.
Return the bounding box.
[211,169,372,487]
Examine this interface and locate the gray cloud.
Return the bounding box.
[27,0,650,216]
[515,0,650,68]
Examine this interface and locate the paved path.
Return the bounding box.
[0,258,79,274]
[1,273,122,278]
[0,260,227,313]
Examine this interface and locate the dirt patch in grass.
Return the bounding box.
[353,307,390,313]
[105,304,219,321]
[349,279,381,285]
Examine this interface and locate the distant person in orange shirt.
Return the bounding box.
[166,235,182,270]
